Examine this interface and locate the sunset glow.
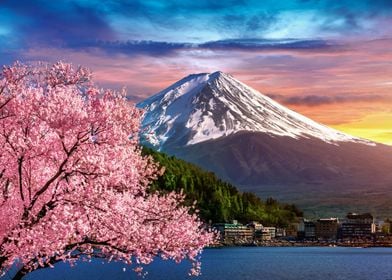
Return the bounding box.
[0,0,391,144]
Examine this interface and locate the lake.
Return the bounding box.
[7,247,392,280]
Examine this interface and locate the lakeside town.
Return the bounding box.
[212,212,392,247]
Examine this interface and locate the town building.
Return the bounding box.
[264,227,276,239]
[298,219,316,240]
[213,221,254,243]
[315,218,339,240]
[248,222,277,241]
[256,228,272,241]
[286,222,299,239]
[381,220,392,234]
[276,228,286,238]
[341,213,375,239]
[247,221,263,231]
[304,220,316,240]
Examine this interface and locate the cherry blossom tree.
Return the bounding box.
[0,62,215,279]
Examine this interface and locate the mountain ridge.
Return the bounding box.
[138,71,374,150]
[137,71,392,216]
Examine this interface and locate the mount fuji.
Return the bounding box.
[138,71,373,149]
[138,71,392,216]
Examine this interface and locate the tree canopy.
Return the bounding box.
[0,62,214,279]
[144,147,303,227]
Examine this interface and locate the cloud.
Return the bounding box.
[268,93,390,106]
[0,0,114,47]
[4,0,391,51]
[48,38,344,57]
[2,0,392,57]
[199,38,342,51]
[67,40,193,57]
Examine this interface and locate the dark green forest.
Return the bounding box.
[143,147,303,227]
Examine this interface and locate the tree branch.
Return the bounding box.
[17,156,24,202]
[9,239,135,280]
[0,97,12,111]
[23,140,80,220]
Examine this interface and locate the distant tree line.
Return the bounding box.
[143,147,303,227]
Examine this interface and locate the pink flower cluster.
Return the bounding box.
[0,62,215,278]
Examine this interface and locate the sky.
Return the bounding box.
[0,0,391,144]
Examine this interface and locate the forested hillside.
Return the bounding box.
[143,147,302,227]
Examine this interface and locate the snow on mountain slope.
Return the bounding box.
[137,71,374,149]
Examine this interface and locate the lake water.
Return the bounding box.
[8,247,392,280]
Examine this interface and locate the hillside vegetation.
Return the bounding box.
[143,147,302,227]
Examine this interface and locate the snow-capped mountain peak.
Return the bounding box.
[137,71,373,149]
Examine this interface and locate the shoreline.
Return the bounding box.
[211,240,392,248]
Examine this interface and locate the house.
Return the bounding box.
[341,213,375,239]
[213,220,254,243]
[298,218,316,240]
[315,218,339,240]
[248,222,277,241]
[276,228,286,238]
[264,227,276,239]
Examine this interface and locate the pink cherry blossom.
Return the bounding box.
[0,62,215,279]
